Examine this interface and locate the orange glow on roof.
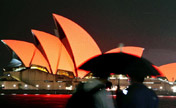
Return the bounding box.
[2,40,35,67]
[31,48,52,73]
[159,63,176,82]
[105,46,144,57]
[2,40,51,73]
[32,29,75,75]
[53,14,102,69]
[58,45,75,75]
[77,69,89,78]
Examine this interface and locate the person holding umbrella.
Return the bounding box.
[115,73,158,108]
[79,52,160,108]
[65,72,116,108]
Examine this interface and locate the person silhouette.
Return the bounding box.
[66,73,116,108]
[116,74,158,108]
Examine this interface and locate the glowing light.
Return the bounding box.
[148,86,152,89]
[0,93,5,95]
[172,86,176,92]
[144,82,154,84]
[24,84,28,88]
[36,85,39,88]
[111,86,117,91]
[1,84,4,87]
[169,82,174,85]
[122,89,128,95]
[47,85,51,88]
[106,88,110,91]
[66,86,72,90]
[117,74,128,79]
[160,86,163,89]
[13,84,16,87]
[31,65,48,73]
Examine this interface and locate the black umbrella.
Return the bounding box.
[79,53,160,77]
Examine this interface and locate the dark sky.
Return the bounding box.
[1,0,176,68]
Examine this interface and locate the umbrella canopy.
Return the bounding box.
[79,53,160,77]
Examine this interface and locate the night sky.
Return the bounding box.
[1,0,176,68]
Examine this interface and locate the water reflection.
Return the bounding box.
[0,94,175,108]
[0,94,71,108]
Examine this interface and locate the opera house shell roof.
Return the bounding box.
[158,63,176,82]
[2,13,155,79]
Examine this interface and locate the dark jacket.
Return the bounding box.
[116,83,158,108]
[66,79,116,108]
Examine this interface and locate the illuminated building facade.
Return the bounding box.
[0,14,175,94]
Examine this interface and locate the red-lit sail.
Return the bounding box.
[105,46,144,57]
[58,44,75,75]
[2,40,52,73]
[2,40,36,67]
[53,14,102,77]
[77,69,89,78]
[32,29,75,75]
[31,48,52,73]
[159,63,176,82]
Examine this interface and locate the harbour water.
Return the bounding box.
[0,94,175,108]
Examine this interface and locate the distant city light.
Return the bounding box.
[123,89,128,95]
[47,85,51,88]
[160,86,163,89]
[169,82,174,85]
[36,85,39,88]
[106,88,110,91]
[24,84,28,88]
[148,86,152,89]
[172,86,176,92]
[106,86,118,91]
[144,82,154,84]
[0,93,5,95]
[13,84,16,87]
[1,84,5,87]
[66,86,72,90]
[57,81,63,82]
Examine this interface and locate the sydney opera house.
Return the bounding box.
[0,14,176,94]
